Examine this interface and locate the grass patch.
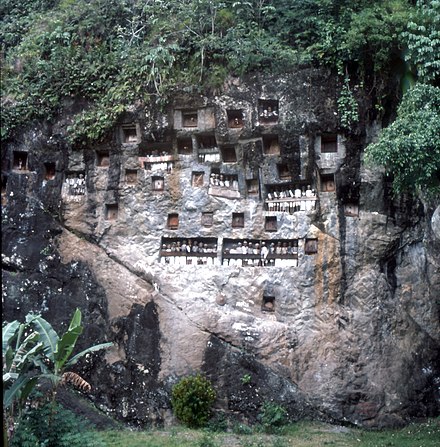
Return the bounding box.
[349,417,440,447]
[96,418,440,447]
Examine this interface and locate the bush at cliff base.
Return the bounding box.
[171,374,216,428]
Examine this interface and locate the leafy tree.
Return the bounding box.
[365,83,440,195]
[403,0,440,84]
[2,308,112,446]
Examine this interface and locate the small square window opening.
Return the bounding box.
[182,110,198,127]
[265,216,277,232]
[44,162,56,180]
[321,134,338,153]
[305,238,318,254]
[167,213,179,229]
[192,172,204,187]
[232,212,244,228]
[227,110,244,128]
[105,204,119,221]
[246,179,259,195]
[122,126,138,144]
[263,135,280,155]
[201,212,214,227]
[178,138,193,154]
[13,151,28,171]
[125,169,137,184]
[152,176,164,191]
[220,146,237,163]
[96,151,110,167]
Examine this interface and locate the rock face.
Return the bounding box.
[2,70,439,428]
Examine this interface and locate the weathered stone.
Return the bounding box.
[2,69,439,429]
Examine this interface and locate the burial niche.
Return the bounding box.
[263,135,280,155]
[305,238,318,254]
[182,110,198,127]
[152,176,164,191]
[125,169,138,185]
[201,212,214,227]
[246,179,259,196]
[220,145,237,163]
[167,213,179,230]
[192,171,204,187]
[232,212,244,228]
[262,295,275,312]
[227,110,244,128]
[122,124,139,144]
[105,204,119,221]
[177,137,193,155]
[264,216,277,232]
[320,173,336,192]
[259,99,279,124]
[320,133,338,153]
[44,162,56,180]
[96,150,110,168]
[277,163,291,181]
[13,151,28,171]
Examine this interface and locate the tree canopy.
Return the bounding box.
[365,1,440,196]
[365,83,440,195]
[1,0,417,144]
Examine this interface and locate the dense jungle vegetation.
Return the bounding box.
[1,0,439,194]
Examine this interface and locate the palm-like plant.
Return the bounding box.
[2,308,112,446]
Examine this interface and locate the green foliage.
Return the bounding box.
[3,309,112,445]
[337,74,359,128]
[0,0,58,50]
[198,432,219,447]
[10,401,105,447]
[365,83,440,195]
[171,374,216,428]
[2,320,44,411]
[403,0,440,84]
[96,417,440,447]
[1,0,417,145]
[205,412,228,432]
[240,374,252,385]
[258,401,288,433]
[231,422,254,435]
[22,309,112,385]
[272,1,411,68]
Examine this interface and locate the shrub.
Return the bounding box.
[205,412,228,432]
[231,422,254,435]
[10,401,105,447]
[171,374,216,428]
[258,401,288,433]
[198,432,219,447]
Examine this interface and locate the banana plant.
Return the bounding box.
[3,308,113,446]
[3,320,43,409]
[3,320,44,447]
[24,308,113,390]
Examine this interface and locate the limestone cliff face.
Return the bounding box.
[2,70,439,428]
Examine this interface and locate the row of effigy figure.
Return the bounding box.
[209,174,239,190]
[66,174,86,195]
